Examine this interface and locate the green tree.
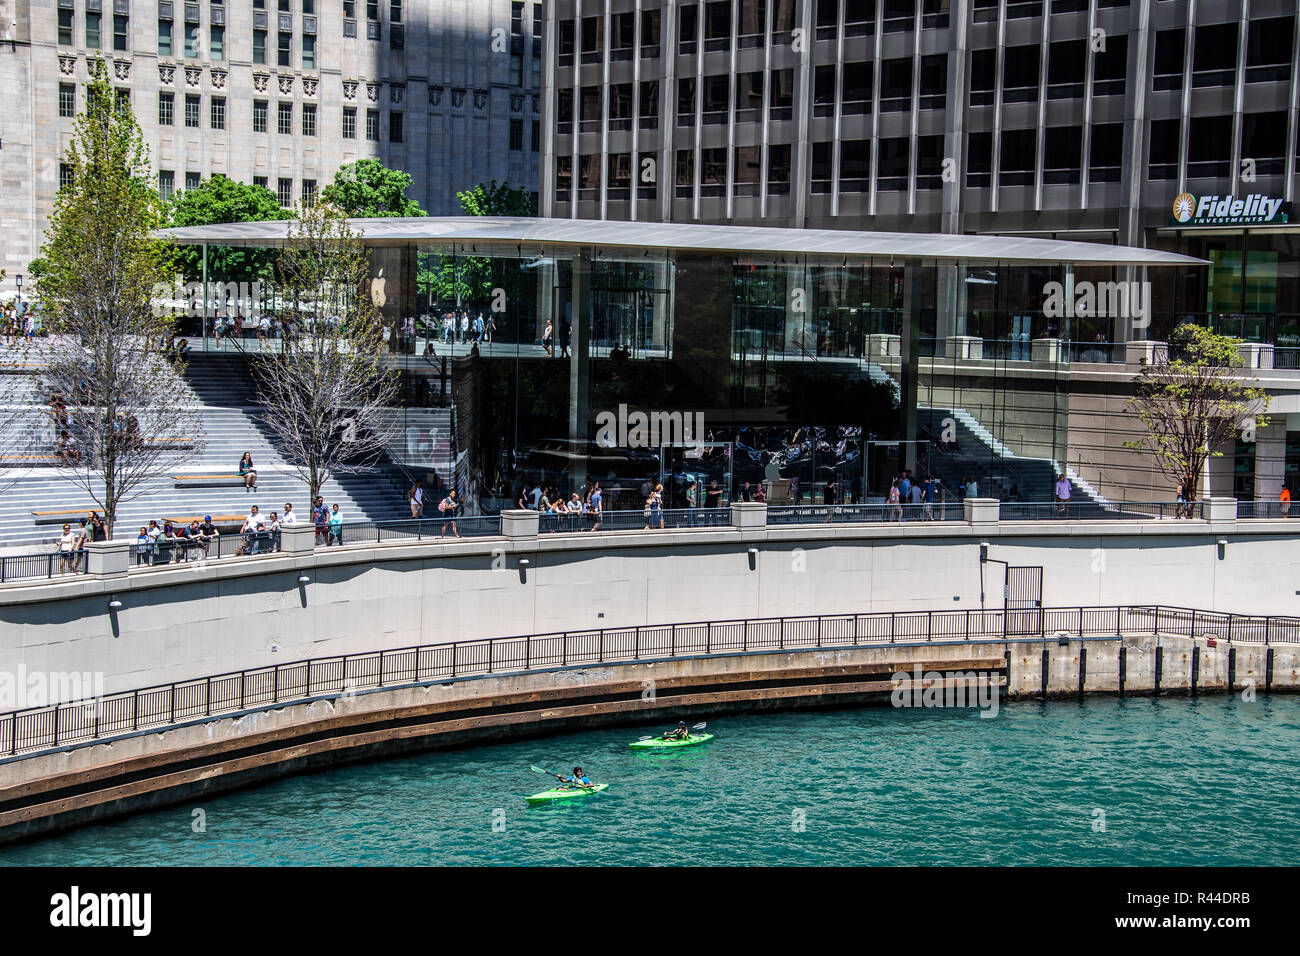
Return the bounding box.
[36,61,203,535]
[321,159,428,218]
[455,180,537,217]
[168,174,290,283]
[419,180,536,306]
[1123,324,1270,503]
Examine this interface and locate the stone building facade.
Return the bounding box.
[0,0,544,278]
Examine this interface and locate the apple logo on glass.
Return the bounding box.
[371,269,387,307]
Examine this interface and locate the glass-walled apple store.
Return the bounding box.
[164,219,1201,513]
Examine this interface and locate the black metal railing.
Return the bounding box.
[0,552,59,583]
[1000,501,1201,521]
[1237,501,1298,520]
[340,515,503,544]
[767,502,965,524]
[3,603,1295,759]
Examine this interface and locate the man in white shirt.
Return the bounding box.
[242,505,267,554]
[281,502,298,524]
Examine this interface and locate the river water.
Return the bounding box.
[4,695,1298,866]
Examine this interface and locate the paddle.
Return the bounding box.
[638,721,708,742]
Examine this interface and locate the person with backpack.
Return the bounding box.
[439,490,461,539]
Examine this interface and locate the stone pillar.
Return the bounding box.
[87,541,130,579]
[866,333,901,359]
[899,261,922,473]
[1125,340,1168,366]
[1203,497,1239,522]
[568,250,591,492]
[730,501,767,530]
[368,245,418,354]
[935,263,966,338]
[1238,342,1275,370]
[944,335,984,360]
[501,509,540,538]
[1254,416,1286,503]
[280,523,317,555]
[964,497,1000,526]
[1031,338,1063,364]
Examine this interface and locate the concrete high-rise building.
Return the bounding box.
[541,0,1300,345]
[0,0,544,277]
[534,0,1300,505]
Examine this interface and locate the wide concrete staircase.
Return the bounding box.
[0,351,417,548]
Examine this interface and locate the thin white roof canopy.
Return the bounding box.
[159,216,1206,266]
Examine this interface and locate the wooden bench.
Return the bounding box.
[33,508,102,526]
[173,474,246,489]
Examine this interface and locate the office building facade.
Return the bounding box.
[540,0,1300,346]
[0,0,544,277]
[534,0,1300,505]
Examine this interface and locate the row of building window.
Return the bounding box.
[57,10,129,51]
[58,83,539,151]
[557,16,1296,134]
[156,170,317,208]
[556,111,1300,198]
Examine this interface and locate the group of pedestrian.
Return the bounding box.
[540,320,571,358]
[1,300,35,345]
[133,516,222,565]
[407,479,464,538]
[885,471,946,522]
[518,481,604,532]
[439,309,494,346]
[55,512,107,575]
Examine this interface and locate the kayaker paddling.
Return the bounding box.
[561,766,593,790]
[663,721,690,741]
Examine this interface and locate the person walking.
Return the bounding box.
[588,482,603,532]
[58,523,78,575]
[1280,484,1291,519]
[542,320,554,357]
[409,478,425,519]
[438,489,461,538]
[887,478,903,523]
[1054,473,1072,517]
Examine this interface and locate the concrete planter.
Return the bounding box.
[500,509,540,538]
[945,335,984,360]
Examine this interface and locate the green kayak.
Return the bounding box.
[629,733,715,750]
[525,783,609,805]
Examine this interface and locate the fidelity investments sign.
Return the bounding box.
[1170,192,1289,226]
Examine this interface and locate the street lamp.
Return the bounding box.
[14,274,21,293]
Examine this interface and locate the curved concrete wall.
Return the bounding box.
[2,518,1299,696]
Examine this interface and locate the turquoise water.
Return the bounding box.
[4,695,1299,866]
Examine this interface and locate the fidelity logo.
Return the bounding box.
[1172,192,1287,225]
[49,886,152,937]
